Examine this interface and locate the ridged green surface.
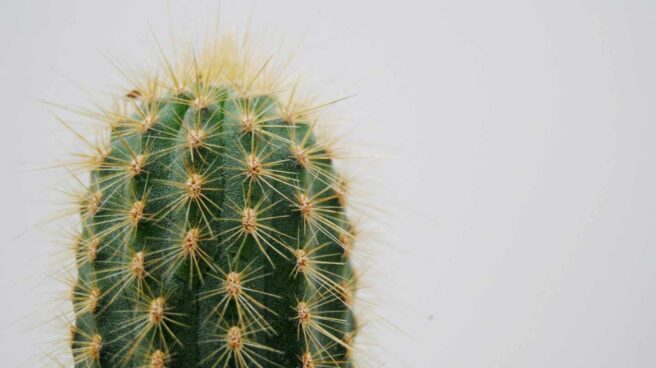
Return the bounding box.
[71,87,357,367]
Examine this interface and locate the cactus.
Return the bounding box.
[67,37,359,367]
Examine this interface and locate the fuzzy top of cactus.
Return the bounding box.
[66,34,360,368]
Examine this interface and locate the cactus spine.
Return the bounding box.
[68,38,359,367]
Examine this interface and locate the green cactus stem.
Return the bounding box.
[68,38,359,368]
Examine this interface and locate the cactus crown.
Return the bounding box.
[66,34,360,367]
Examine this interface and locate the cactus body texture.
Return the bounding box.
[70,42,358,367]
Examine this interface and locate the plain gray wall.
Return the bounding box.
[0,0,655,367]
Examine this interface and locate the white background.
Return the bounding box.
[1,1,656,367]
